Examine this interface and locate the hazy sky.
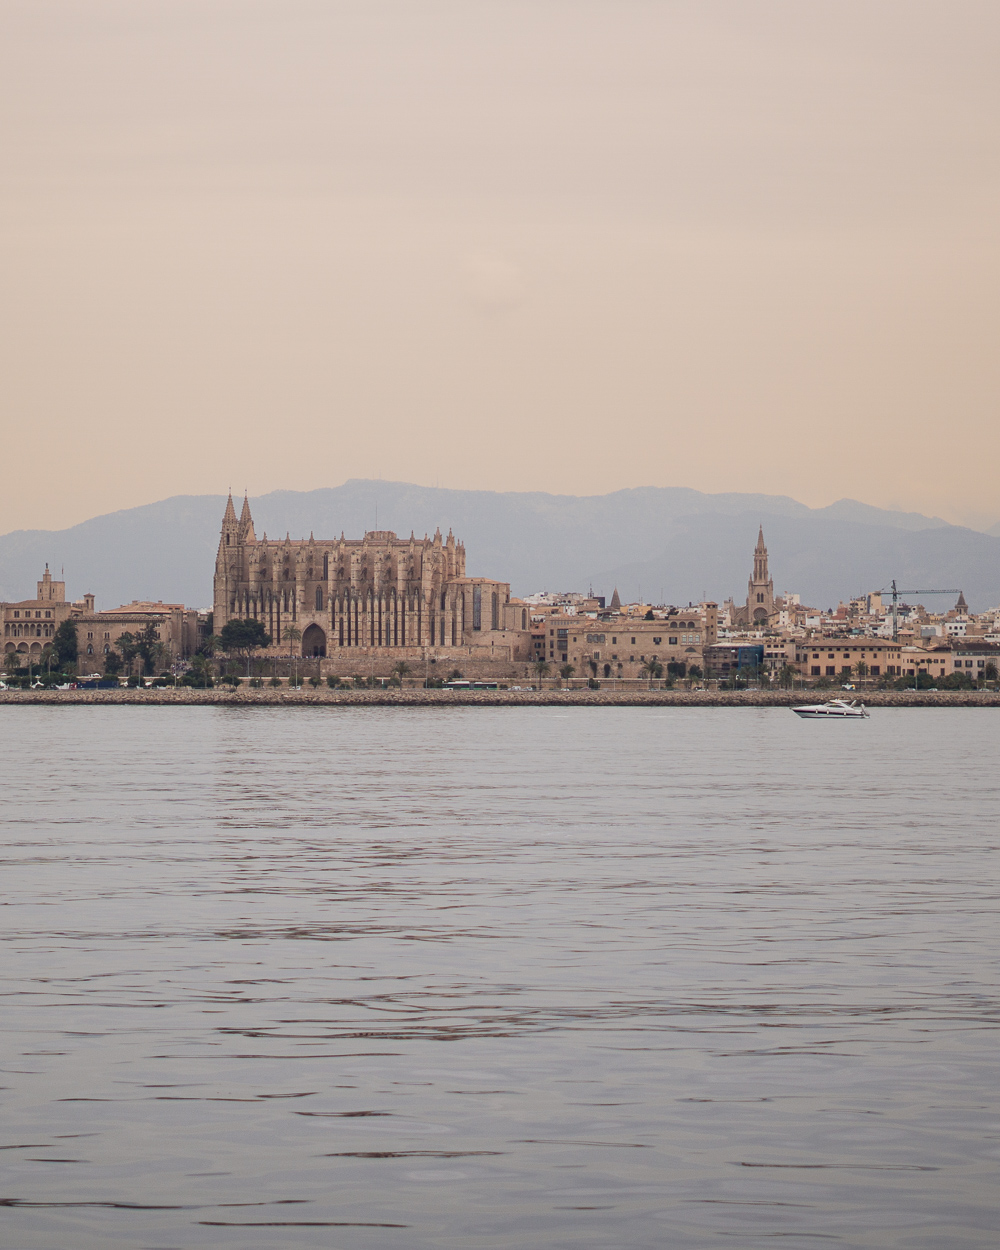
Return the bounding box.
[2,1,998,534]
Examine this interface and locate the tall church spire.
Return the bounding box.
[238,493,256,543]
[222,491,237,526]
[746,526,774,625]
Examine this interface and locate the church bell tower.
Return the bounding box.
[746,526,774,624]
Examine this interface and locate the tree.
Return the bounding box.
[853,660,869,688]
[392,661,412,685]
[134,623,166,676]
[117,632,139,678]
[532,659,551,688]
[559,662,576,686]
[187,653,214,687]
[53,619,78,667]
[643,609,654,621]
[984,661,998,684]
[220,618,272,676]
[40,643,57,679]
[640,657,663,688]
[777,664,796,689]
[4,650,23,678]
[282,623,302,683]
[688,664,703,681]
[103,649,123,677]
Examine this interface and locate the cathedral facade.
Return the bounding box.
[213,495,531,665]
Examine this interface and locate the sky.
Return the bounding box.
[1,0,998,535]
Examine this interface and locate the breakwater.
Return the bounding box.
[2,688,998,707]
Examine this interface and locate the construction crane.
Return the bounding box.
[877,580,961,641]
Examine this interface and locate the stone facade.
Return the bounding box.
[542,603,718,680]
[3,566,202,673]
[213,494,533,669]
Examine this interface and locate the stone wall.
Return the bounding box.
[3,689,999,708]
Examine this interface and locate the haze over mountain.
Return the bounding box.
[0,481,995,615]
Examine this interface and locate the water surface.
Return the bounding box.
[0,706,997,1248]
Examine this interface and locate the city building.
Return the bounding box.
[2,566,203,672]
[793,639,903,680]
[541,603,718,680]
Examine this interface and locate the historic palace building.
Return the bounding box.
[213,494,532,666]
[3,565,202,672]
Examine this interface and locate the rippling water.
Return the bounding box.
[1,706,997,1248]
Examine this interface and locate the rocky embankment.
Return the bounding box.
[1,688,998,708]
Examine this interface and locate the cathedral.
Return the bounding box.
[213,494,531,665]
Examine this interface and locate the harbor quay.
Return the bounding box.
[2,687,1000,708]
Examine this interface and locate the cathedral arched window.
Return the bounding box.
[323,554,328,578]
[315,587,323,611]
[441,591,447,610]
[491,592,498,630]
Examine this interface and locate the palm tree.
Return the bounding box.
[854,660,869,688]
[532,659,551,688]
[282,623,302,684]
[559,662,575,687]
[640,656,663,689]
[392,660,411,687]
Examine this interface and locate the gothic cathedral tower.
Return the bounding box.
[746,526,774,624]
[214,492,241,628]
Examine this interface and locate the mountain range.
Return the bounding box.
[1,480,996,614]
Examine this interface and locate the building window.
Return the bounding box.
[811,666,820,676]
[491,592,499,630]
[631,637,636,644]
[315,587,323,610]
[826,666,836,676]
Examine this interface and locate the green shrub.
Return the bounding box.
[269,676,282,688]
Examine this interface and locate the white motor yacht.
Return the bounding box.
[792,698,868,719]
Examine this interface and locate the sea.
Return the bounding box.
[0,705,997,1249]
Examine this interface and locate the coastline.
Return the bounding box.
[1,688,998,708]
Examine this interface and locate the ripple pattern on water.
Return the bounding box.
[0,705,998,1248]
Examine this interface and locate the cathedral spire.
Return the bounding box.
[237,493,256,544]
[222,491,237,526]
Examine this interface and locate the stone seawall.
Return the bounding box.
[2,689,999,708]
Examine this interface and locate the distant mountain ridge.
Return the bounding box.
[0,480,996,613]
